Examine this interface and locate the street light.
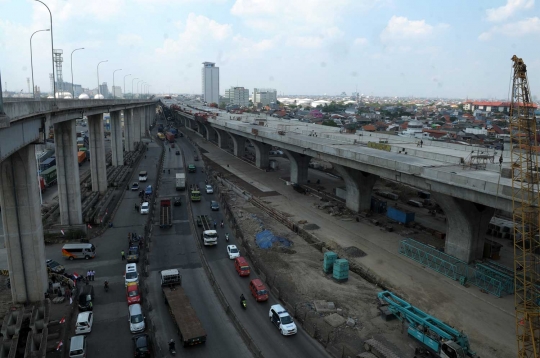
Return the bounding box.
[123,74,131,99]
[97,60,108,96]
[35,0,55,98]
[30,29,50,99]
[131,77,138,99]
[137,80,143,98]
[112,69,122,99]
[70,47,84,98]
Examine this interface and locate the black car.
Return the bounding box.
[175,150,180,155]
[132,334,151,358]
[78,285,94,311]
[174,197,181,206]
[127,246,140,263]
[210,201,219,211]
[46,259,65,274]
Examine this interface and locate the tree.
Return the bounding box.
[322,120,338,127]
[219,102,226,109]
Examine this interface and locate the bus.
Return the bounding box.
[62,243,96,260]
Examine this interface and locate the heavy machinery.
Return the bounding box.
[197,215,217,246]
[377,291,476,358]
[509,55,540,357]
[190,184,201,202]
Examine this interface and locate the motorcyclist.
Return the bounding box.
[104,280,109,290]
[221,220,224,228]
[225,233,229,241]
[169,339,175,351]
[240,294,246,303]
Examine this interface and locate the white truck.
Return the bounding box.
[176,173,186,191]
[197,215,218,246]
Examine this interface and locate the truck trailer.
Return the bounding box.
[161,270,207,347]
[160,199,172,228]
[175,173,186,191]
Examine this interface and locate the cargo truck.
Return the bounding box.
[166,132,175,143]
[40,166,57,187]
[190,185,201,202]
[40,157,56,172]
[161,269,207,347]
[77,151,86,166]
[160,198,172,228]
[175,173,186,191]
[197,215,217,246]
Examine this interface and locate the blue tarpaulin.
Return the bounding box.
[255,230,291,249]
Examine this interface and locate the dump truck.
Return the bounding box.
[161,270,207,347]
[40,166,57,187]
[166,132,175,143]
[190,185,201,202]
[77,151,86,166]
[160,198,172,228]
[176,173,186,191]
[197,215,217,246]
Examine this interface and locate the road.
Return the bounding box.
[176,130,331,358]
[44,134,250,357]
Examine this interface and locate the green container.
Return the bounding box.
[333,271,349,280]
[334,259,349,268]
[323,252,338,273]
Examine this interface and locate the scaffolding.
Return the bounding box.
[53,49,63,93]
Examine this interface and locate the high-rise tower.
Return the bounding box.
[201,62,219,104]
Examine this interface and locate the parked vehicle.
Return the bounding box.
[160,199,172,228]
[161,270,207,346]
[78,285,95,312]
[62,243,96,260]
[125,263,139,286]
[75,312,93,335]
[269,304,297,335]
[234,257,250,276]
[132,334,151,358]
[127,246,140,263]
[129,303,146,333]
[46,259,65,274]
[126,283,142,305]
[69,335,87,358]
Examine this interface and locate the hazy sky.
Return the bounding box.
[1,0,539,99]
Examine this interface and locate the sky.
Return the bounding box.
[1,0,540,99]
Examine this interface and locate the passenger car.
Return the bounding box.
[173,197,181,206]
[269,304,297,335]
[205,185,214,194]
[128,304,145,333]
[46,259,65,274]
[131,182,139,191]
[132,334,151,358]
[144,185,153,195]
[125,263,139,286]
[75,312,93,335]
[210,201,219,211]
[175,150,180,155]
[227,245,240,259]
[140,202,149,214]
[126,283,141,305]
[127,246,140,263]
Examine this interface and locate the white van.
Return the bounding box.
[62,243,96,260]
[69,335,87,358]
[125,263,139,286]
[128,303,145,333]
[75,311,93,335]
[139,171,148,182]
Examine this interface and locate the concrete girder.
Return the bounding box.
[228,133,246,158]
[284,150,311,184]
[53,120,83,225]
[432,192,495,263]
[110,110,123,166]
[0,145,48,303]
[88,114,108,193]
[334,164,378,212]
[249,139,271,169]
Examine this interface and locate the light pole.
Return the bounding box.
[30,29,50,99]
[137,80,143,99]
[97,60,108,96]
[123,74,131,99]
[70,47,84,98]
[112,69,122,99]
[131,77,138,99]
[35,0,55,98]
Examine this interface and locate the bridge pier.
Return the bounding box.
[202,123,215,142]
[334,165,378,212]
[249,139,271,169]
[139,107,146,139]
[0,145,48,303]
[124,109,135,152]
[214,128,229,149]
[133,108,142,145]
[432,193,495,263]
[88,114,108,193]
[229,133,246,158]
[110,110,124,166]
[284,150,311,184]
[53,121,83,225]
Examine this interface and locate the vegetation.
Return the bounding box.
[322,120,338,127]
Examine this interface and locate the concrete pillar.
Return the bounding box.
[0,146,48,303]
[133,108,141,145]
[88,114,108,193]
[249,139,271,169]
[140,107,146,138]
[124,109,134,152]
[229,133,246,158]
[202,123,214,141]
[334,164,378,212]
[284,150,311,184]
[53,121,83,225]
[110,110,123,166]
[432,193,495,263]
[215,128,229,149]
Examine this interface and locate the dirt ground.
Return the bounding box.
[227,193,417,357]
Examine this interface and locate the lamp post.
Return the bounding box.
[30,29,50,99]
[97,60,108,96]
[137,80,143,99]
[70,47,84,98]
[35,0,55,98]
[123,74,131,99]
[112,69,122,99]
[131,77,138,99]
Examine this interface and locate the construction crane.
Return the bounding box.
[510,55,540,357]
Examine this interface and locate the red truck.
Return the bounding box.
[165,132,175,143]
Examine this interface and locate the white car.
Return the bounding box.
[125,263,139,287]
[128,304,145,333]
[227,245,240,259]
[269,304,298,336]
[205,185,214,194]
[140,202,149,215]
[75,311,93,335]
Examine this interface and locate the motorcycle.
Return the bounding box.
[169,340,176,355]
[225,234,229,242]
[104,281,109,292]
[240,296,247,309]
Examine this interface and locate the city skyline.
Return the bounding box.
[1,0,539,99]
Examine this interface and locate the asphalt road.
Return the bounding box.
[176,131,331,358]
